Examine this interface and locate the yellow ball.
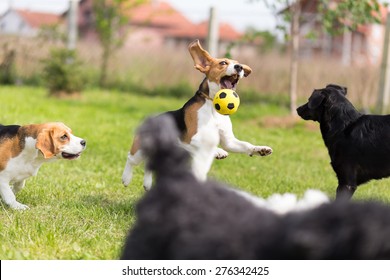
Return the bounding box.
[213,89,240,115]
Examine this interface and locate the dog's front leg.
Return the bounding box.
[0,181,29,210]
[218,117,272,156]
[336,184,357,200]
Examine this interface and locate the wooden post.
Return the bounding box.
[377,11,390,114]
[342,26,352,66]
[207,7,219,57]
[67,0,79,50]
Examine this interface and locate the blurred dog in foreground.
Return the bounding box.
[297,84,390,200]
[121,115,390,260]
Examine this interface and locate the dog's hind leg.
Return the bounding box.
[336,184,357,200]
[0,182,29,210]
[122,149,144,187]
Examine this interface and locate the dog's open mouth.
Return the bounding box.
[220,74,239,89]
[61,152,81,160]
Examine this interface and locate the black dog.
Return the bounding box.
[297,84,390,199]
[121,115,390,259]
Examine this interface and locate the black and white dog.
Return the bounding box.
[297,84,390,200]
[121,114,390,260]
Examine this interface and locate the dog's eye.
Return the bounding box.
[219,61,228,66]
[60,134,68,140]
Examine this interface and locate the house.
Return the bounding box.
[0,8,62,37]
[124,1,242,52]
[282,0,388,65]
[0,1,243,54]
[75,0,242,53]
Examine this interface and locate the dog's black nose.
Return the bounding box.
[80,140,86,147]
[234,64,243,73]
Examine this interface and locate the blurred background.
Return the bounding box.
[1,0,390,114]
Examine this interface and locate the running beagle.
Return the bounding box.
[122,40,272,190]
[0,122,86,210]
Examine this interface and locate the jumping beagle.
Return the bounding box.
[122,40,272,190]
[0,122,86,210]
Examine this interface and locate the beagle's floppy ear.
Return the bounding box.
[188,40,213,74]
[36,129,56,159]
[308,90,325,109]
[242,64,252,77]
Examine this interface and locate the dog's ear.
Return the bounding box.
[326,84,348,95]
[339,86,348,96]
[242,64,252,77]
[36,128,56,159]
[188,40,213,74]
[308,90,325,109]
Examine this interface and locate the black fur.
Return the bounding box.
[164,78,209,139]
[121,114,390,260]
[0,124,20,142]
[297,84,390,199]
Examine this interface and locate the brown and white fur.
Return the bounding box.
[122,40,272,190]
[0,122,86,210]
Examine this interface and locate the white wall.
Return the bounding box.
[0,10,37,37]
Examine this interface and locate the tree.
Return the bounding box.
[243,28,279,53]
[93,0,146,87]
[258,0,385,115]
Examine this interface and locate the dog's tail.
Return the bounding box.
[138,114,191,177]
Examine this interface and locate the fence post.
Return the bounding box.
[207,7,219,57]
[67,0,79,50]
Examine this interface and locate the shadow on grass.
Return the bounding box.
[70,194,140,217]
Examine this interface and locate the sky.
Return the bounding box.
[0,0,278,32]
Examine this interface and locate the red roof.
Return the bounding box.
[165,21,241,41]
[129,1,193,29]
[14,9,61,28]
[129,1,241,42]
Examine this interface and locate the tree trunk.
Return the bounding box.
[377,11,390,114]
[289,1,300,116]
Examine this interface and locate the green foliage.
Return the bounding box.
[42,48,85,95]
[320,0,386,35]
[0,44,16,85]
[148,81,194,98]
[92,0,147,87]
[243,28,279,53]
[259,0,386,37]
[93,0,130,49]
[37,24,66,43]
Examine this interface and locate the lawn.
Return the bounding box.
[1,86,390,259]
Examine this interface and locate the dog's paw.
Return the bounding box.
[10,201,29,210]
[250,146,273,157]
[121,163,134,187]
[215,148,229,160]
[143,171,153,191]
[122,172,132,187]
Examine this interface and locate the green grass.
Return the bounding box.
[0,86,390,259]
